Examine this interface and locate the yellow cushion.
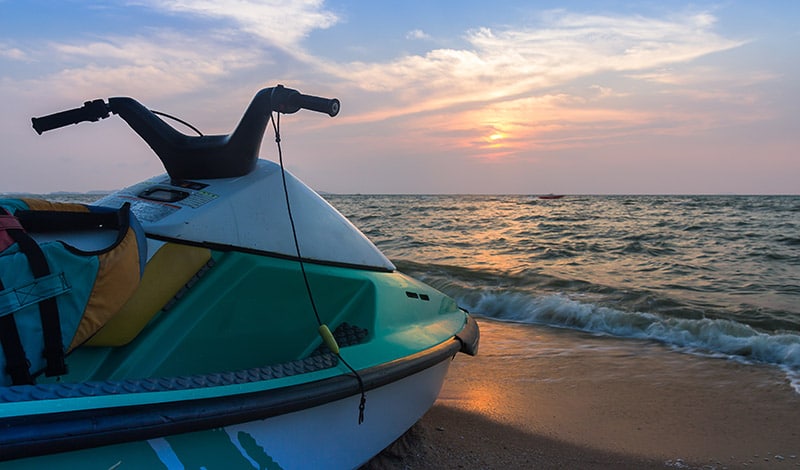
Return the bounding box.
[21,198,89,212]
[86,243,211,347]
[69,226,143,350]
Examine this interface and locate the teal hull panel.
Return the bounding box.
[38,250,465,387]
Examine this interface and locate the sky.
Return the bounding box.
[1,1,798,195]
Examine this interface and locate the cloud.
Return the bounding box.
[0,1,343,131]
[6,31,266,102]
[314,9,755,160]
[629,66,777,89]
[136,0,339,51]
[336,11,745,99]
[406,29,431,40]
[119,5,744,112]
[0,43,26,60]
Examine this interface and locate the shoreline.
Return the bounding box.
[364,319,800,469]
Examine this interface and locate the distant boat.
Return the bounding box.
[538,194,565,199]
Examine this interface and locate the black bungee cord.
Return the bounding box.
[270,110,367,425]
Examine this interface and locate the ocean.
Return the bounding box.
[14,192,800,394]
[325,194,800,393]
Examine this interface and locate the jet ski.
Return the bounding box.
[0,85,478,469]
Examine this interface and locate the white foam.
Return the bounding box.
[460,290,800,383]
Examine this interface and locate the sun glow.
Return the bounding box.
[483,131,512,157]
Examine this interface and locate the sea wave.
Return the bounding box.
[455,289,800,372]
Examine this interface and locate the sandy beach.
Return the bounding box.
[364,319,800,469]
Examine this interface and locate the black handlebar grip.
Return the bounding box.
[31,99,110,134]
[296,94,340,117]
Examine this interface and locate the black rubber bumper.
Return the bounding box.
[456,314,480,356]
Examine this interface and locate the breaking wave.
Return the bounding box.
[456,289,800,379]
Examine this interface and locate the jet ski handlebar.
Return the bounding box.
[30,85,339,180]
[31,99,110,135]
[273,86,340,117]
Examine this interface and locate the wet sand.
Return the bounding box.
[364,319,800,469]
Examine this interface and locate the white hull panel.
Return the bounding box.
[211,359,451,469]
